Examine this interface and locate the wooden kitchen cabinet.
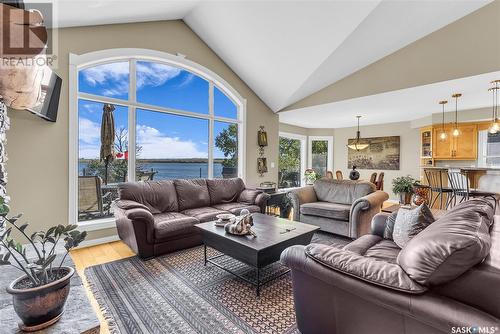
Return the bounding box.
[431,124,477,160]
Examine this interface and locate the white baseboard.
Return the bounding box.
[76,235,120,249]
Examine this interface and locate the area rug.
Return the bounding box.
[85,232,350,334]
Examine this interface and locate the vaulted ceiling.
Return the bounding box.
[53,0,492,117]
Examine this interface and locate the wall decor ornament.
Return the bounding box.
[347,136,400,170]
[257,126,268,177]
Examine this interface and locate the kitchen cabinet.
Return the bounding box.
[431,124,477,160]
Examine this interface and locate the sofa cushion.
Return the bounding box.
[212,203,261,215]
[313,179,375,205]
[238,189,261,204]
[206,178,245,205]
[118,180,178,214]
[300,202,350,221]
[306,243,427,294]
[392,204,435,248]
[174,179,211,211]
[383,211,398,240]
[153,212,198,240]
[181,207,228,223]
[397,199,495,286]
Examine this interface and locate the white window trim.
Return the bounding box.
[279,132,307,187]
[307,135,333,174]
[69,48,247,227]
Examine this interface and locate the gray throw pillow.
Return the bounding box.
[393,204,435,248]
[383,211,398,240]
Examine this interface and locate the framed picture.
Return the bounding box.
[258,127,268,147]
[347,136,400,170]
[257,157,268,174]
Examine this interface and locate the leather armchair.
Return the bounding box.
[281,200,500,334]
[288,179,388,238]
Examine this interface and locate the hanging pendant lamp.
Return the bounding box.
[347,116,369,151]
[488,80,499,134]
[438,100,448,141]
[451,93,462,137]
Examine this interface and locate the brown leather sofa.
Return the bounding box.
[114,178,269,258]
[281,199,500,334]
[288,179,388,238]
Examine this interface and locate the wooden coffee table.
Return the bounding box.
[196,213,319,296]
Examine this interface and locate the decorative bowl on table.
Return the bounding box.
[215,213,236,227]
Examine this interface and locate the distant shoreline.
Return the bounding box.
[79,158,226,163]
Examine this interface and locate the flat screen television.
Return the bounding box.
[27,66,62,122]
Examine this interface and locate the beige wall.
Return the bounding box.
[284,1,500,111]
[280,121,420,200]
[333,121,420,200]
[7,20,278,241]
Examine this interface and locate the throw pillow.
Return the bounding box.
[392,204,435,248]
[383,211,398,240]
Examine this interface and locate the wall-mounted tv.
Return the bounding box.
[26,66,61,122]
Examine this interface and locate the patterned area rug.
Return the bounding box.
[85,232,350,334]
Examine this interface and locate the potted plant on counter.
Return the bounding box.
[0,209,87,330]
[304,169,322,185]
[392,175,419,205]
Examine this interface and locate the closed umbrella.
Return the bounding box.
[100,104,115,185]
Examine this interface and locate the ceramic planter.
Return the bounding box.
[7,266,74,330]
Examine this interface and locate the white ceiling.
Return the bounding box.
[279,71,500,129]
[49,0,491,113]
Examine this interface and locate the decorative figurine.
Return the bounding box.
[225,213,256,237]
[349,165,360,180]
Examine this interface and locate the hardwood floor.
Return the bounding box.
[70,241,135,334]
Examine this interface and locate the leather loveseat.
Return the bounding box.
[114,178,269,258]
[288,179,388,238]
[281,199,500,334]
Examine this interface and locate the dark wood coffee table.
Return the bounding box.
[196,213,319,296]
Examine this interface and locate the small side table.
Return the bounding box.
[382,203,447,218]
[265,191,287,217]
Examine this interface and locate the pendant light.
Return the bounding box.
[488,80,499,134]
[451,93,462,137]
[438,100,448,141]
[347,116,369,151]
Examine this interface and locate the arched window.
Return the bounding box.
[69,49,246,226]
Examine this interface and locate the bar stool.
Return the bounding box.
[448,169,498,212]
[424,168,454,209]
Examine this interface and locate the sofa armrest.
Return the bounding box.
[114,204,155,258]
[349,190,389,238]
[288,186,317,221]
[254,192,271,213]
[371,212,390,238]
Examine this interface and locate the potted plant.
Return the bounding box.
[0,207,87,330]
[392,175,419,205]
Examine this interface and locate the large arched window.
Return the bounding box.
[69,49,246,226]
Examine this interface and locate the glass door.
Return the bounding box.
[308,136,333,177]
[279,133,306,189]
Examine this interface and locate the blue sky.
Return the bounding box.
[78,61,237,160]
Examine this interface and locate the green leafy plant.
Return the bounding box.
[304,169,322,184]
[0,215,87,288]
[392,175,419,194]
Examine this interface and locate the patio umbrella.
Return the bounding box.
[100,104,115,185]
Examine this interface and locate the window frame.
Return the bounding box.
[278,132,307,188]
[69,49,247,228]
[478,129,500,167]
[307,135,333,176]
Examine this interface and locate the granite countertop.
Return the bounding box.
[421,166,500,171]
[0,249,100,334]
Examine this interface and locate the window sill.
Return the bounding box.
[77,217,116,232]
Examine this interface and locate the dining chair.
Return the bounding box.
[369,172,377,184]
[335,170,343,180]
[375,172,384,191]
[448,169,498,212]
[325,171,334,179]
[424,168,454,209]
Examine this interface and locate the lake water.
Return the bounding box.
[79,162,224,180]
